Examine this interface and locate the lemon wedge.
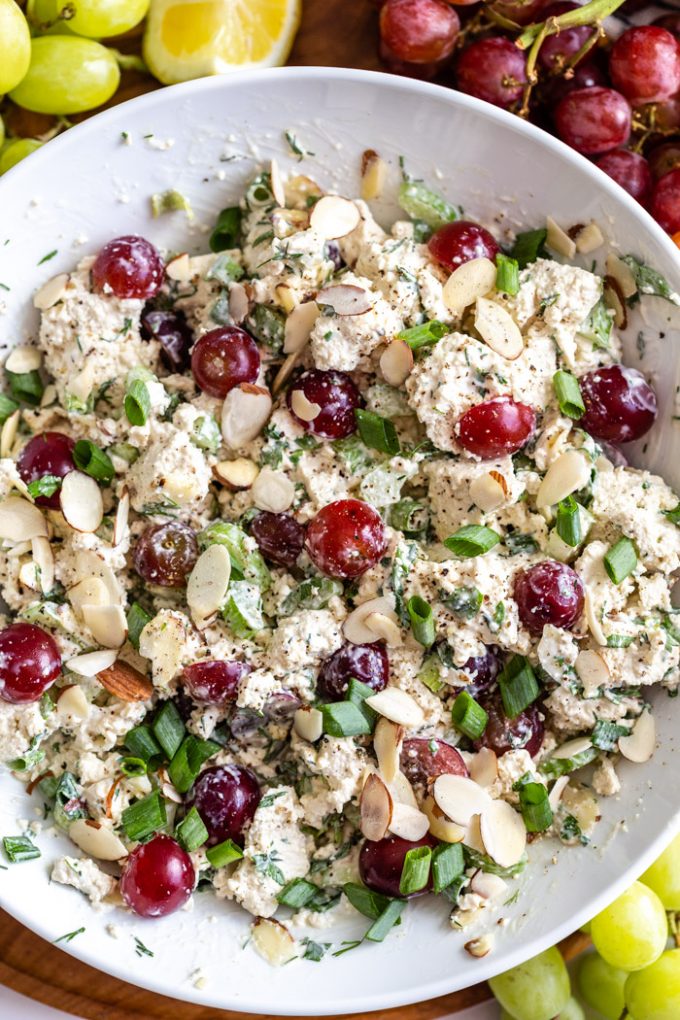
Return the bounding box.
[143,0,301,85]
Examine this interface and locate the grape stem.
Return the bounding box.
[516,0,628,50]
[109,50,149,74]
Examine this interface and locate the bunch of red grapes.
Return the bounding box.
[375,0,680,239]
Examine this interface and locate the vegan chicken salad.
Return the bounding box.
[0,153,678,965]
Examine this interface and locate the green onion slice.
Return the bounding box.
[73,440,115,482]
[175,806,209,852]
[122,790,167,842]
[2,835,41,862]
[120,756,147,777]
[432,842,464,894]
[126,603,152,652]
[451,690,488,740]
[498,655,540,719]
[7,369,43,406]
[210,206,242,252]
[125,378,151,426]
[167,735,220,794]
[396,320,448,351]
[555,496,582,548]
[342,882,392,920]
[321,701,372,738]
[365,898,406,942]
[553,370,585,419]
[0,393,19,423]
[444,525,500,558]
[518,782,553,833]
[278,877,318,909]
[124,724,162,764]
[206,838,244,869]
[495,254,520,296]
[406,595,435,648]
[152,701,185,760]
[604,536,637,584]
[399,845,432,896]
[355,409,400,455]
[510,228,547,269]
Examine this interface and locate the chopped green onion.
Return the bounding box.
[222,580,264,639]
[2,835,41,862]
[604,536,637,584]
[663,503,680,526]
[167,735,220,794]
[495,254,519,296]
[498,655,539,719]
[355,409,400,456]
[431,842,464,894]
[210,206,242,253]
[346,677,377,730]
[343,882,393,920]
[418,653,445,694]
[7,736,45,772]
[120,756,147,777]
[510,228,547,269]
[396,320,448,351]
[205,255,243,285]
[126,603,152,651]
[192,415,221,453]
[555,496,582,548]
[518,782,553,833]
[406,595,435,647]
[444,585,483,620]
[151,189,192,218]
[451,691,488,740]
[277,877,318,908]
[6,369,44,406]
[607,633,633,649]
[125,379,151,426]
[444,525,500,558]
[108,441,139,465]
[399,845,432,896]
[27,474,61,500]
[591,719,631,751]
[73,440,115,482]
[122,790,167,842]
[0,392,19,423]
[397,180,459,230]
[321,701,372,738]
[389,498,429,534]
[578,298,612,350]
[206,838,244,868]
[152,701,185,760]
[124,724,162,764]
[539,744,598,780]
[175,806,209,852]
[553,370,585,419]
[365,898,406,942]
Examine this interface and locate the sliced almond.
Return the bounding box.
[364,611,402,647]
[536,450,591,509]
[470,871,507,899]
[285,174,323,209]
[465,935,494,958]
[19,561,40,591]
[73,550,122,605]
[31,536,54,595]
[606,253,637,300]
[59,471,104,534]
[604,276,627,330]
[272,352,300,396]
[251,918,297,967]
[214,458,259,489]
[380,339,413,387]
[344,595,397,645]
[546,216,576,260]
[290,389,321,422]
[316,283,373,316]
[389,770,418,809]
[187,544,231,623]
[66,648,118,677]
[310,195,360,240]
[469,471,507,514]
[251,467,295,513]
[469,747,498,789]
[270,158,286,208]
[221,383,272,450]
[5,346,41,374]
[112,486,130,548]
[360,772,393,841]
[552,736,593,759]
[618,708,655,763]
[443,257,497,317]
[34,273,69,310]
[56,684,90,722]
[293,706,323,743]
[584,587,607,646]
[374,717,403,785]
[272,208,310,240]
[575,222,604,254]
[69,819,128,861]
[229,282,249,324]
[68,576,110,617]
[283,300,320,354]
[548,775,570,811]
[82,604,127,649]
[465,813,486,854]
[423,794,466,843]
[575,649,610,696]
[389,802,430,841]
[480,800,527,868]
[475,297,524,360]
[275,284,298,314]
[69,362,95,404]
[97,659,153,701]
[365,687,424,728]
[433,774,492,826]
[40,384,57,408]
[0,497,47,542]
[165,253,192,281]
[361,150,388,202]
[0,409,20,459]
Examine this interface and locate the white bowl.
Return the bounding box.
[1,67,680,1016]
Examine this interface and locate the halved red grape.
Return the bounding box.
[457,397,536,459]
[141,307,193,372]
[579,365,658,444]
[189,764,261,846]
[400,738,467,787]
[0,622,61,704]
[458,645,503,695]
[250,511,305,569]
[359,833,437,898]
[514,560,584,635]
[17,432,76,509]
[120,834,194,918]
[648,141,680,181]
[317,641,389,701]
[427,221,500,273]
[287,369,362,440]
[554,87,632,156]
[651,168,680,235]
[183,661,250,706]
[133,521,198,588]
[609,26,680,106]
[379,0,460,65]
[595,150,653,207]
[91,235,164,300]
[455,37,528,110]
[538,3,592,73]
[191,326,260,399]
[306,499,387,579]
[474,691,544,757]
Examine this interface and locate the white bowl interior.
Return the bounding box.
[1,68,680,1015]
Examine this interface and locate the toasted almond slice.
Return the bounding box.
[548,775,570,811]
[165,253,192,281]
[469,747,498,788]
[389,770,418,809]
[82,604,127,649]
[360,772,393,841]
[380,339,414,387]
[68,576,110,617]
[69,819,128,861]
[470,871,507,899]
[618,708,655,763]
[275,284,298,314]
[310,195,361,240]
[229,282,249,324]
[374,717,403,785]
[443,257,497,317]
[465,813,486,853]
[290,389,321,422]
[59,471,104,534]
[270,158,286,208]
[221,383,272,449]
[361,150,388,202]
[5,346,41,374]
[97,659,153,701]
[272,352,300,396]
[584,588,607,646]
[469,471,506,514]
[604,276,627,330]
[552,736,593,759]
[251,467,295,513]
[422,794,466,843]
[0,409,20,459]
[316,283,373,316]
[344,595,397,645]
[40,384,57,408]
[0,497,47,542]
[606,253,637,299]
[546,216,576,259]
[465,935,494,958]
[536,450,591,509]
[214,458,259,489]
[56,684,90,721]
[187,544,231,623]
[34,273,69,310]
[251,918,297,967]
[475,297,524,360]
[66,648,118,677]
[480,800,527,868]
[365,611,402,647]
[112,486,130,548]
[433,774,492,826]
[365,686,424,727]
[575,222,604,254]
[31,535,54,595]
[293,706,324,743]
[389,802,430,841]
[575,648,610,696]
[283,300,320,354]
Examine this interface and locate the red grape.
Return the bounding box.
[306,499,387,579]
[514,560,585,635]
[141,307,193,373]
[379,40,451,81]
[474,691,544,757]
[287,369,362,440]
[400,738,467,787]
[458,645,503,695]
[455,37,528,110]
[134,521,198,588]
[427,220,500,273]
[317,641,389,701]
[189,764,261,845]
[543,58,607,105]
[651,168,680,234]
[654,96,680,133]
[457,397,536,459]
[609,26,680,106]
[379,0,460,65]
[360,833,437,898]
[120,835,194,918]
[183,660,250,706]
[91,236,164,300]
[0,622,61,704]
[538,2,592,73]
[17,432,76,509]
[554,87,632,155]
[250,511,305,569]
[191,326,260,399]
[595,150,653,207]
[491,0,550,25]
[579,365,657,443]
[648,141,680,181]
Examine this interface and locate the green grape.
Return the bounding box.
[489,947,571,1020]
[641,833,680,910]
[28,0,149,38]
[577,951,627,1019]
[557,1000,584,1020]
[579,921,591,934]
[625,950,680,1020]
[9,37,120,115]
[591,882,668,972]
[0,0,31,93]
[26,0,79,36]
[0,139,43,175]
